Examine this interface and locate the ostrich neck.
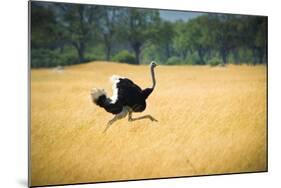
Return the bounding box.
[150,66,156,89]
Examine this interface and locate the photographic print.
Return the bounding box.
[29,0,268,187]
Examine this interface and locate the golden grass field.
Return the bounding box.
[30,62,267,186]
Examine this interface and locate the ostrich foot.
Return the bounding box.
[149,116,158,122]
[103,108,129,133]
[128,114,158,122]
[103,121,113,133]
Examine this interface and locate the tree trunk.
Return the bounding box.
[257,48,264,64]
[59,45,64,53]
[252,48,257,65]
[165,43,171,60]
[206,48,211,62]
[264,46,268,64]
[135,47,140,65]
[77,42,85,63]
[232,49,240,64]
[182,49,187,60]
[73,42,85,64]
[104,34,112,61]
[132,42,141,64]
[198,48,205,65]
[105,44,111,61]
[220,48,227,65]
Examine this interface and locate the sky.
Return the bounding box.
[160,10,204,22]
[32,1,204,22]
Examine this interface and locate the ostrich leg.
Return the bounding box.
[103,108,128,133]
[128,111,158,122]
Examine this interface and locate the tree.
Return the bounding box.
[58,3,98,63]
[208,14,240,64]
[31,2,58,49]
[121,8,160,64]
[31,2,65,68]
[152,20,175,61]
[31,1,268,67]
[242,16,268,64]
[255,17,268,64]
[185,15,212,64]
[98,7,121,61]
[173,20,190,60]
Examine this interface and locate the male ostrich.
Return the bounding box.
[91,61,158,132]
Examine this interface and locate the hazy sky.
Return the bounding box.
[160,10,204,22]
[33,1,204,22]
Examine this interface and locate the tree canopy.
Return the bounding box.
[31,2,268,68]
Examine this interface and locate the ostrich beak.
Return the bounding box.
[151,61,158,66]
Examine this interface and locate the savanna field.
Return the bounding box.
[30,62,267,186]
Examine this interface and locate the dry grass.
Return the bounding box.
[30,62,267,186]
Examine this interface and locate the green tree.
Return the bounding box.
[31,2,64,67]
[58,3,99,63]
[207,14,240,64]
[98,7,122,61]
[31,3,58,49]
[185,15,212,64]
[242,16,268,64]
[173,20,190,60]
[121,8,160,64]
[152,20,175,61]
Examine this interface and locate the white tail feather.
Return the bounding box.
[91,88,106,103]
[110,75,123,83]
[109,75,123,104]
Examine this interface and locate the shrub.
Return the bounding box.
[208,57,223,67]
[59,53,79,66]
[185,53,201,65]
[112,50,136,64]
[166,56,182,65]
[31,48,84,68]
[31,48,60,68]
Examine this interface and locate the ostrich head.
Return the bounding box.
[149,61,158,90]
[150,61,158,69]
[141,61,158,99]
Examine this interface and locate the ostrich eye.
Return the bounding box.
[151,61,157,67]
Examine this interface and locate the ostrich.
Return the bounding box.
[91,61,158,132]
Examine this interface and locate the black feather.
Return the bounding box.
[115,78,153,112]
[93,76,155,114]
[94,94,123,114]
[141,88,153,100]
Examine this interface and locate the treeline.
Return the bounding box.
[31,2,267,68]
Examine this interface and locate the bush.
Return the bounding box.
[31,48,82,68]
[112,50,136,64]
[166,56,182,65]
[31,48,60,68]
[59,52,79,66]
[185,53,201,65]
[208,57,223,66]
[84,54,97,62]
